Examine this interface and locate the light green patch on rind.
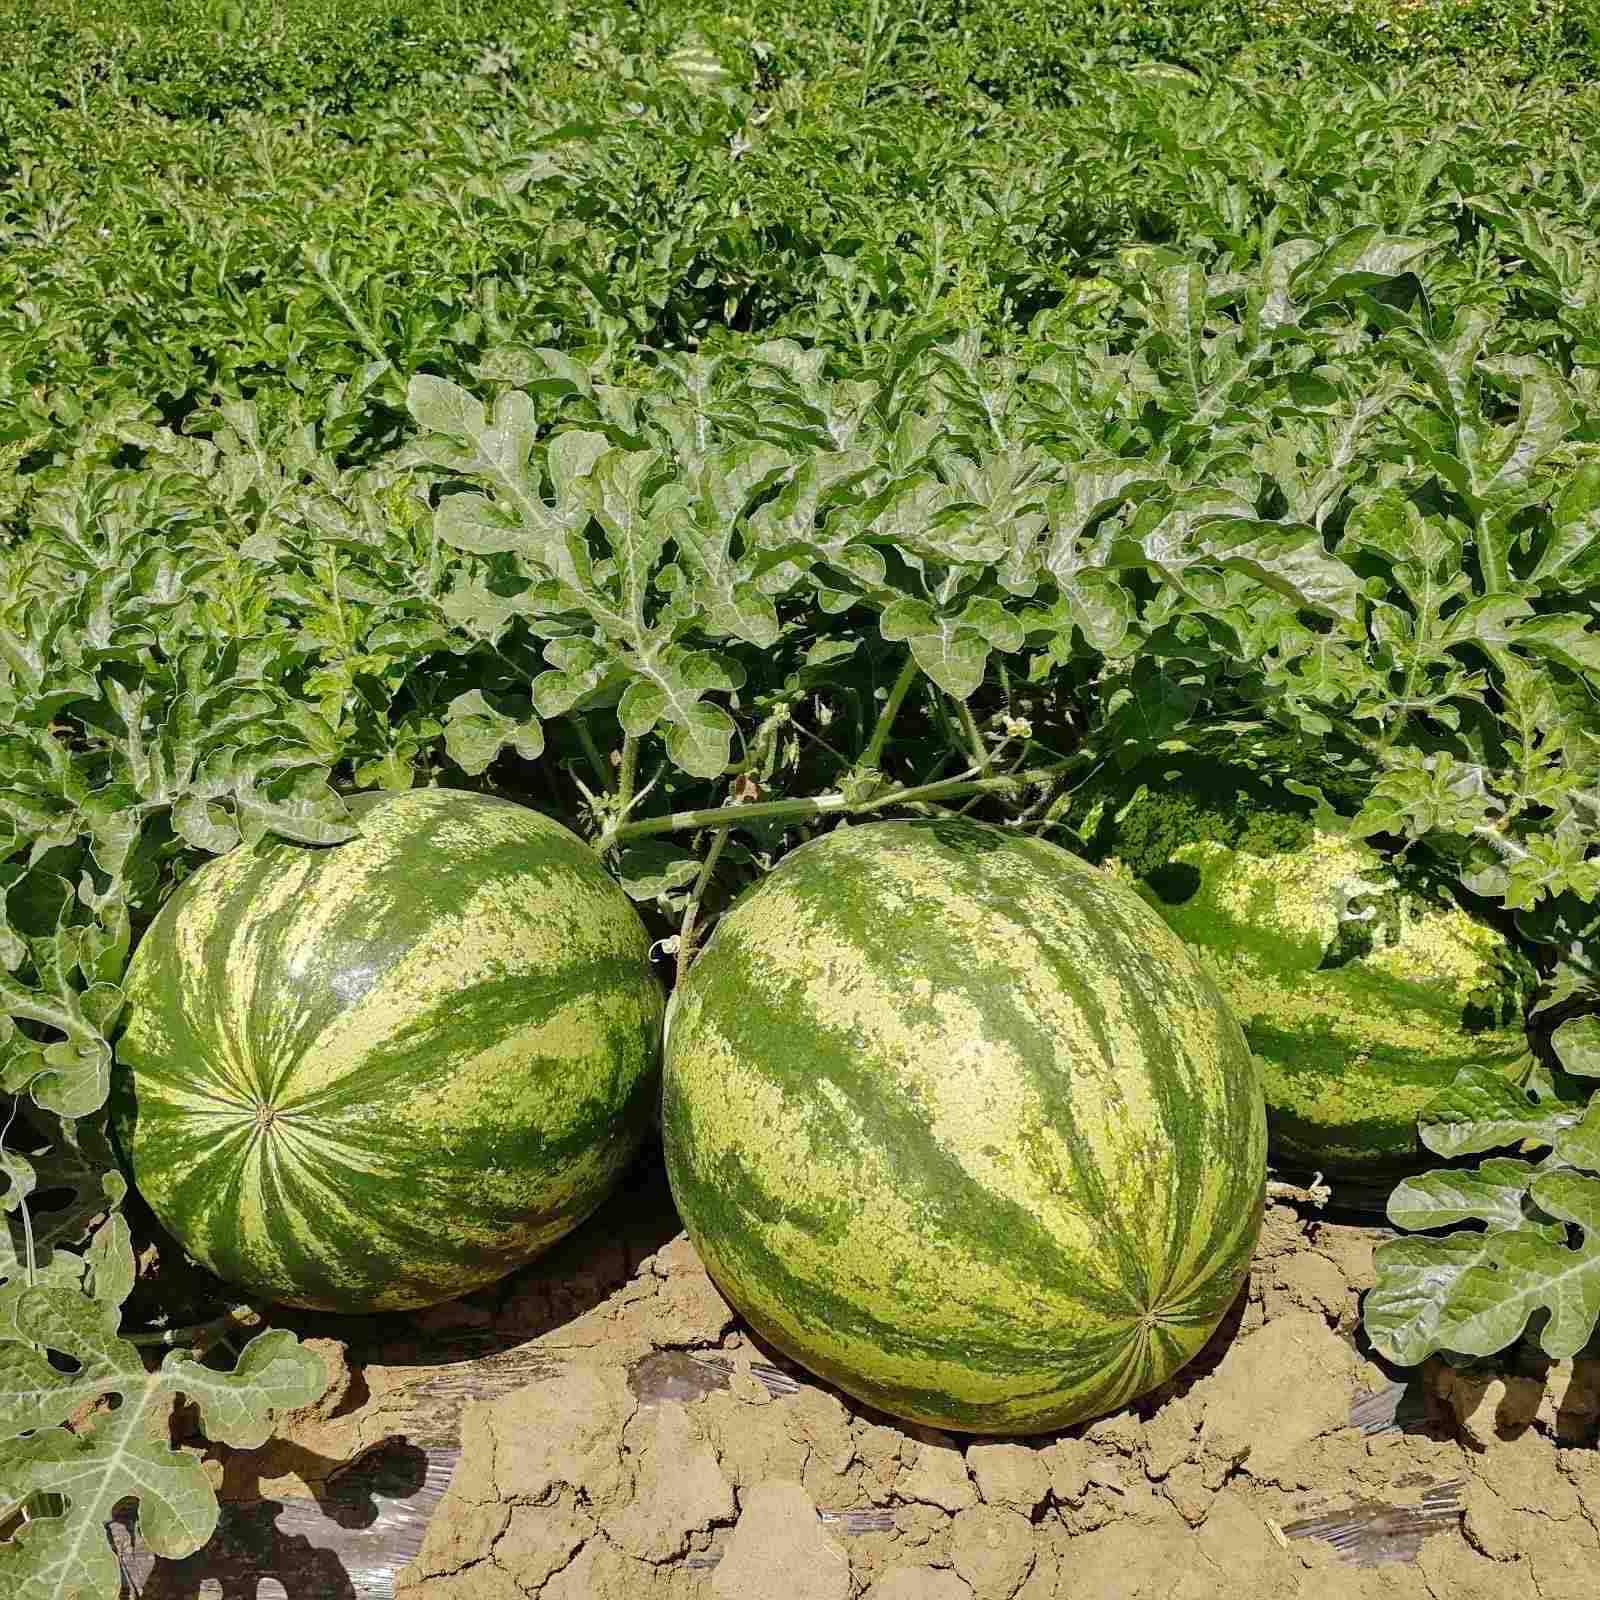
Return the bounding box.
[112,789,663,1313]
[663,817,1265,1435]
[1109,829,1533,1176]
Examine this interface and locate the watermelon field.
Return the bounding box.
[4,0,1600,1593]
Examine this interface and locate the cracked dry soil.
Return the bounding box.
[177,1166,1600,1600]
[381,1194,1600,1600]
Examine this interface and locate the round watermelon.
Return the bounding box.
[111,788,663,1313]
[662,818,1266,1435]
[1080,762,1536,1183]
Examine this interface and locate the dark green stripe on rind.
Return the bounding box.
[663,818,1265,1435]
[111,789,663,1313]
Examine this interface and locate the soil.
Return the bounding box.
[114,1158,1600,1600]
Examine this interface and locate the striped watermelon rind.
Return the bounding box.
[111,788,664,1313]
[662,817,1266,1436]
[1114,828,1534,1177]
[1076,750,1539,1180]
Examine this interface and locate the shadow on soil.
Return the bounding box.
[284,1147,686,1366]
[114,1150,687,1598]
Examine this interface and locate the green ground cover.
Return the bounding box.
[3,0,1600,1588]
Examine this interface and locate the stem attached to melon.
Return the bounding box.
[610,758,1084,844]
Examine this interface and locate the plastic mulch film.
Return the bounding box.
[112,1356,1455,1596]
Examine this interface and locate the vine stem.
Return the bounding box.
[859,651,922,771]
[126,1307,260,1348]
[615,735,640,813]
[958,699,991,773]
[1472,821,1534,863]
[611,758,1082,845]
[675,828,731,989]
[1265,1172,1330,1208]
[572,718,612,793]
[592,736,646,856]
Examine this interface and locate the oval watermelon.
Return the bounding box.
[111,788,663,1313]
[662,818,1266,1435]
[1078,761,1536,1184]
[1122,828,1534,1181]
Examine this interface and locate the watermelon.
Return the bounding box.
[111,789,663,1313]
[662,818,1266,1435]
[1081,763,1536,1183]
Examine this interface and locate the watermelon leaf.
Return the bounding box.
[1550,1014,1600,1078]
[0,1285,325,1600]
[0,1115,126,1286]
[613,840,702,902]
[1367,1041,1600,1368]
[1368,1172,1600,1366]
[880,597,1020,701]
[1415,1062,1584,1159]
[443,689,545,776]
[1383,1156,1551,1235]
[409,378,749,776]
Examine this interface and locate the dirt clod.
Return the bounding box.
[1198,1311,1363,1486]
[612,1401,734,1561]
[865,1568,975,1600]
[967,1443,1050,1512]
[713,1479,850,1600]
[947,1505,1034,1600]
[1140,1394,1199,1481]
[900,1439,979,1513]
